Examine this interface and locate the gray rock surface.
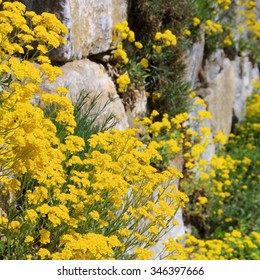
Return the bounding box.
[185,28,205,88]
[233,54,259,122]
[204,58,236,136]
[41,59,129,130]
[21,0,128,62]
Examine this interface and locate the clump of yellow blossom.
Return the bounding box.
[116,73,131,93]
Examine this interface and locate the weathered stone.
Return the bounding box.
[21,0,128,62]
[185,28,205,88]
[41,59,129,130]
[233,54,259,122]
[203,49,225,84]
[125,89,147,127]
[204,59,236,136]
[257,0,260,17]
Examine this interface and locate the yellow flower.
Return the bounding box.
[39,229,51,244]
[0,217,9,225]
[89,210,100,221]
[193,17,201,27]
[197,196,208,205]
[150,110,159,119]
[26,254,32,260]
[118,228,131,237]
[152,92,161,100]
[134,41,143,49]
[200,172,210,180]
[184,29,191,36]
[149,226,159,234]
[114,45,129,64]
[9,221,21,232]
[25,209,38,222]
[36,248,51,259]
[37,55,51,64]
[200,127,211,136]
[185,161,194,169]
[24,236,34,243]
[128,30,135,42]
[231,230,242,238]
[140,58,149,68]
[155,32,162,41]
[214,131,227,145]
[116,73,131,93]
[56,86,68,95]
[37,44,48,54]
[153,45,162,53]
[134,248,154,260]
[120,32,128,40]
[198,110,212,119]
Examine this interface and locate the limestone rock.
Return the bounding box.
[185,28,205,88]
[203,49,225,84]
[233,54,259,122]
[125,89,148,127]
[21,0,128,62]
[41,59,129,130]
[204,58,236,136]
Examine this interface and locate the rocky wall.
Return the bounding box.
[186,47,259,139]
[16,0,259,258]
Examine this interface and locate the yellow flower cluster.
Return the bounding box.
[196,196,208,205]
[152,29,177,54]
[113,20,143,52]
[113,20,135,42]
[246,93,260,120]
[183,29,191,36]
[217,0,232,10]
[239,0,260,39]
[214,131,227,145]
[163,237,188,260]
[116,73,131,93]
[114,44,129,64]
[154,30,177,47]
[112,20,151,96]
[1,48,188,259]
[193,17,201,27]
[184,230,260,260]
[140,58,149,68]
[134,248,154,260]
[0,2,67,60]
[179,81,259,258]
[205,20,224,34]
[223,35,233,46]
[0,44,70,196]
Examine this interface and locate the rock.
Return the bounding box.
[41,59,129,130]
[233,54,259,122]
[125,88,148,127]
[204,49,225,84]
[185,28,205,88]
[204,58,236,136]
[257,0,260,18]
[21,0,128,62]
